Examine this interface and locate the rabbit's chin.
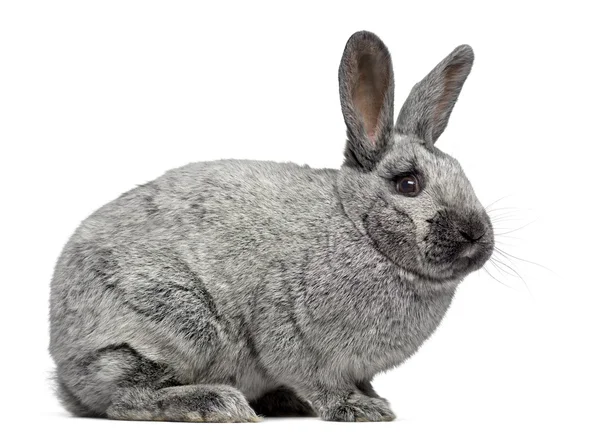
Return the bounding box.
[407,266,475,286]
[400,242,493,286]
[422,244,493,282]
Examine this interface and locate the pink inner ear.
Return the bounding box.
[352,52,390,145]
[434,62,466,128]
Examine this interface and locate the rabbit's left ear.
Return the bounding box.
[339,31,395,170]
[396,45,474,147]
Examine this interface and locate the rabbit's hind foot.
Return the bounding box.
[107,384,261,423]
[55,343,259,423]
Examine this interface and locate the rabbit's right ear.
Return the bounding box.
[395,45,474,147]
[339,31,395,171]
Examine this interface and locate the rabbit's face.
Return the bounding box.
[362,135,494,282]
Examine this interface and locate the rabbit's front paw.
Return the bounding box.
[319,393,395,422]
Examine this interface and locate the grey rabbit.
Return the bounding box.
[49,31,494,422]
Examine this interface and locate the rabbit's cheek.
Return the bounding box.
[361,197,420,270]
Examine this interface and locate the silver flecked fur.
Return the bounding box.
[49,31,494,422]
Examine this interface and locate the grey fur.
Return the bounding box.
[396,44,474,147]
[49,31,493,423]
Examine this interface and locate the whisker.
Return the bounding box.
[483,266,513,288]
[494,236,524,244]
[487,205,533,213]
[488,259,516,282]
[493,227,526,233]
[490,219,522,226]
[489,212,524,221]
[491,256,531,292]
[489,257,517,278]
[485,195,513,210]
[491,218,525,225]
[494,220,537,236]
[487,207,524,215]
[494,246,555,274]
[480,197,544,294]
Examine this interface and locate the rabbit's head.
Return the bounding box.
[336,31,493,283]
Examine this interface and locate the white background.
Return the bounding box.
[1,1,599,439]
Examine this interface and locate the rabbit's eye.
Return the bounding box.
[395,175,420,196]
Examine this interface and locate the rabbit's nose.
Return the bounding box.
[455,210,488,243]
[458,229,485,243]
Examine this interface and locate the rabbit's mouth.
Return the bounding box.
[411,238,494,283]
[444,240,494,278]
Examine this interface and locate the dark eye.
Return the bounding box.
[395,175,420,196]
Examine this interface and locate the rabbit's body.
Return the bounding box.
[50,32,493,422]
[51,159,455,418]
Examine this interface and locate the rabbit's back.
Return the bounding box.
[49,159,339,400]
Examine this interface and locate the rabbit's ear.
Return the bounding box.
[395,45,474,147]
[339,31,395,170]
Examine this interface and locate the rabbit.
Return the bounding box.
[49,30,494,422]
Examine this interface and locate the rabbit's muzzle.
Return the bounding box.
[424,208,494,277]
